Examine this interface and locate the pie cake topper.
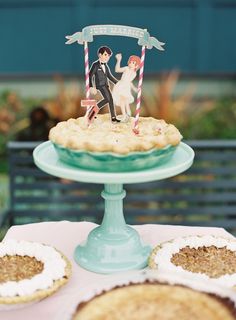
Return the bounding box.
[0,239,71,310]
[65,25,165,133]
[149,235,236,288]
[49,25,180,171]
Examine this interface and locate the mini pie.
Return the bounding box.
[149,235,236,287]
[0,239,71,310]
[49,114,182,154]
[70,270,236,320]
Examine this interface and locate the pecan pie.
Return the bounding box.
[0,239,71,310]
[149,235,236,288]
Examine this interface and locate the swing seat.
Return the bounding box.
[81,99,97,107]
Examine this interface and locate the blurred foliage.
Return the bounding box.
[0,90,42,156]
[141,71,236,140]
[181,98,236,139]
[0,77,83,159]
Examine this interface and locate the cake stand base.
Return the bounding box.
[74,226,151,274]
[74,184,151,274]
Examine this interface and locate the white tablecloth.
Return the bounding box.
[1,221,234,319]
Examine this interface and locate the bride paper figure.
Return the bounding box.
[112,53,141,122]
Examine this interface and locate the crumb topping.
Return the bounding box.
[171,246,236,278]
[0,255,44,283]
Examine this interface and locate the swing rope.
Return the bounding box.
[133,45,146,135]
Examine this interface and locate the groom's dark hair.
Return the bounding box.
[97,46,112,56]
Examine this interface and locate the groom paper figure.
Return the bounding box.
[88,46,120,123]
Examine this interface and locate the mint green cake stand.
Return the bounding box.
[33,141,194,274]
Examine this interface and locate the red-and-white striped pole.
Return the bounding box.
[84,41,90,100]
[133,45,146,135]
[82,41,97,124]
[82,41,97,110]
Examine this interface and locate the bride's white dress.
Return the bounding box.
[112,67,136,106]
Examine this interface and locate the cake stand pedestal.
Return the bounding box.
[33,141,194,274]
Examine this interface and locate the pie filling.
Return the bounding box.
[0,255,44,283]
[171,246,236,278]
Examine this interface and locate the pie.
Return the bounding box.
[49,114,182,154]
[149,235,236,287]
[0,239,71,310]
[48,114,182,171]
[71,270,236,320]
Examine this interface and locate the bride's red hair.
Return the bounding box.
[128,55,142,71]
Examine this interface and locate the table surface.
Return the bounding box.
[1,221,234,320]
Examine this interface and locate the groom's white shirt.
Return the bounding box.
[101,64,106,73]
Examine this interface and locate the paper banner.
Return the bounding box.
[65,25,165,51]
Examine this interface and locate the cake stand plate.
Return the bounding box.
[33,141,194,274]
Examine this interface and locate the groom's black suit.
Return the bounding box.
[89,60,118,118]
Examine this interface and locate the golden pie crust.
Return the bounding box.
[49,114,182,154]
[73,282,236,320]
[0,250,71,306]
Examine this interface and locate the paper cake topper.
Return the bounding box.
[66,25,165,133]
